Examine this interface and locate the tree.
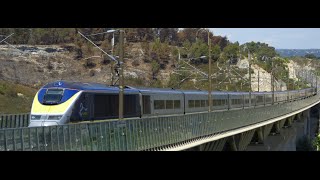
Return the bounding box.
[211,45,221,61]
[305,53,317,59]
[177,28,200,44]
[221,43,239,62]
[190,39,207,57]
[212,36,229,50]
[151,60,160,79]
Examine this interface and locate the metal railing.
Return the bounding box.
[0,113,29,129]
[0,95,318,151]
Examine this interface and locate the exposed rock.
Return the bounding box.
[17,93,24,97]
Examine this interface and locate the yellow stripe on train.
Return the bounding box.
[31,91,81,114]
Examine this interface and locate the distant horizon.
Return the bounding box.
[276,48,320,50]
[210,28,320,49]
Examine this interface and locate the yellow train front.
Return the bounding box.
[29,81,82,127]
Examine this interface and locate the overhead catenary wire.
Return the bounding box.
[78,31,119,64]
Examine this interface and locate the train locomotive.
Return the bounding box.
[28,80,317,127]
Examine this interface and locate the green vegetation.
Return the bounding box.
[313,134,320,151]
[0,81,37,114]
[240,41,277,60]
[305,54,317,59]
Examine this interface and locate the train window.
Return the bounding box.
[221,99,226,106]
[245,99,249,104]
[166,100,174,109]
[174,100,180,109]
[94,94,118,118]
[43,89,64,105]
[195,100,201,108]
[232,99,241,105]
[256,96,263,103]
[201,100,206,107]
[188,100,195,108]
[265,95,272,103]
[154,100,165,110]
[124,95,137,115]
[142,95,151,114]
[206,100,209,107]
[213,100,219,106]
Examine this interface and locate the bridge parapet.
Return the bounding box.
[0,95,319,151]
[0,113,29,129]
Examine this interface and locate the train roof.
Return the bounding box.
[42,81,314,94]
[41,81,140,92]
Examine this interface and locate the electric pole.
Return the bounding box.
[248,50,252,106]
[271,60,274,104]
[119,30,125,120]
[208,31,212,112]
[258,70,260,92]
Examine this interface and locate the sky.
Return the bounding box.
[210,28,320,49]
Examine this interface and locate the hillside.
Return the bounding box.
[0,81,37,114]
[0,43,176,88]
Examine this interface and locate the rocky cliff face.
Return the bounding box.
[237,58,314,92]
[0,44,161,88]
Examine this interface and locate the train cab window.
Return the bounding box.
[43,89,64,105]
[142,95,151,114]
[188,100,195,108]
[166,100,174,109]
[154,100,165,110]
[195,100,201,108]
[201,100,206,107]
[174,100,180,109]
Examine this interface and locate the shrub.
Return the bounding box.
[132,60,140,67]
[84,59,96,69]
[89,70,96,77]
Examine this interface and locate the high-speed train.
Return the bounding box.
[28,80,317,127]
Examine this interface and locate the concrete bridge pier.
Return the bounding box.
[270,121,281,135]
[251,127,264,144]
[186,138,227,151]
[263,124,273,140]
[223,129,256,151]
[284,117,294,128]
[303,109,311,137]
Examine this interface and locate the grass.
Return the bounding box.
[0,81,37,114]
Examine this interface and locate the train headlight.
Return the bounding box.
[48,115,63,120]
[31,115,41,120]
